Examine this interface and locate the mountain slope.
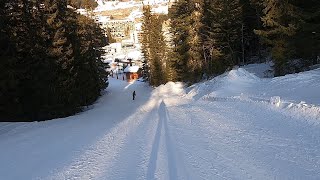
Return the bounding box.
[0,68,319,179]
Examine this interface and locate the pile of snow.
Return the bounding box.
[242,61,274,78]
[188,66,320,121]
[154,82,185,96]
[151,82,187,105]
[191,67,320,104]
[227,68,260,81]
[188,68,259,100]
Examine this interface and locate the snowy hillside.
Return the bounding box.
[189,66,320,121]
[95,0,169,12]
[0,66,320,179]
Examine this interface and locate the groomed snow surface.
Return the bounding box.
[1,64,320,179]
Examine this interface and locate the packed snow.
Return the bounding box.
[1,65,320,179]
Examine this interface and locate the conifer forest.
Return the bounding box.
[142,0,320,85]
[0,0,107,121]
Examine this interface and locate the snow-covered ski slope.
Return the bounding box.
[0,66,320,179]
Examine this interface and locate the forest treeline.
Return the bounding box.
[0,0,108,121]
[141,0,320,86]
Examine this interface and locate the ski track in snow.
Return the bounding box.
[167,100,320,179]
[1,68,320,180]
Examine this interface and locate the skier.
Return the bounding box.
[132,90,136,100]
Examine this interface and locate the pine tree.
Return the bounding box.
[0,0,57,120]
[290,0,320,65]
[255,0,320,76]
[162,19,177,82]
[0,0,21,120]
[254,0,301,76]
[141,5,169,86]
[201,0,242,75]
[141,5,152,83]
[1,0,108,121]
[44,0,79,116]
[149,15,168,86]
[169,0,204,84]
[239,0,263,64]
[75,13,108,106]
[186,0,204,83]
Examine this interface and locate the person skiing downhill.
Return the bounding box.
[132,91,136,100]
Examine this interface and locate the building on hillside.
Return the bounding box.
[143,0,169,5]
[121,39,135,48]
[99,19,135,40]
[124,65,141,82]
[104,43,122,55]
[134,22,143,43]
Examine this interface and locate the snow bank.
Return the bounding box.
[151,82,188,106]
[188,66,320,121]
[153,82,185,97]
[187,68,259,100]
[242,61,274,78]
[227,68,260,81]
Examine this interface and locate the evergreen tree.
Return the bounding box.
[255,0,301,76]
[169,0,204,84]
[1,0,108,121]
[0,0,21,120]
[149,15,168,86]
[291,0,320,65]
[75,13,108,106]
[141,5,169,86]
[239,0,263,63]
[2,0,54,120]
[256,0,320,76]
[162,19,177,82]
[44,0,79,116]
[201,0,242,75]
[141,5,152,82]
